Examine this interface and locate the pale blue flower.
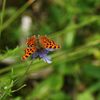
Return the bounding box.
[32,49,52,64]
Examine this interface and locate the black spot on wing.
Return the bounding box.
[29,52,31,55]
[53,46,56,48]
[49,46,52,48]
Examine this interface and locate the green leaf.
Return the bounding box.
[82,64,100,79]
[27,74,63,100]
[48,91,71,100]
[77,92,94,100]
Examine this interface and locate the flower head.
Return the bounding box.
[32,49,52,64]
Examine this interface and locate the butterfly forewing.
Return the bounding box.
[39,36,60,50]
[26,35,36,47]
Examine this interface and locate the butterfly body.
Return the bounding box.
[22,35,60,60]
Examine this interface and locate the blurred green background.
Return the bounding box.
[0,0,100,100]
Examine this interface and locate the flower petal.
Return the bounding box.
[38,49,49,58]
[42,56,52,64]
[46,48,56,51]
[32,52,38,59]
[43,49,49,54]
[38,49,52,64]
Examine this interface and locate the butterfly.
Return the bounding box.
[22,35,60,61]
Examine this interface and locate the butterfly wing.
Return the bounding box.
[26,35,36,47]
[39,36,60,51]
[22,47,37,60]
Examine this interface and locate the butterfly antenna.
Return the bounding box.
[26,37,29,44]
[33,34,36,37]
[45,35,47,37]
[37,34,40,38]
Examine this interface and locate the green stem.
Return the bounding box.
[51,16,99,38]
[0,0,6,37]
[0,0,36,32]
[12,84,26,93]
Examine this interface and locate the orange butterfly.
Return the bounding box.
[22,35,60,62]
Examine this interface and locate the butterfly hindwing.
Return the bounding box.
[22,47,37,60]
[39,36,60,50]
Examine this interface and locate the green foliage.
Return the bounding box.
[0,0,100,100]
